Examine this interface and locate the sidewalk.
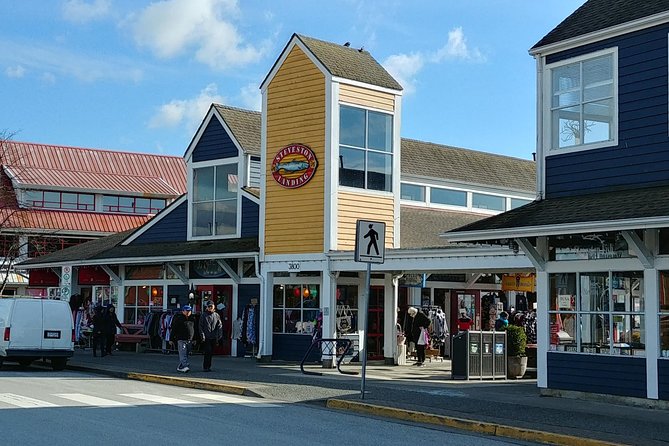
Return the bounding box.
[64,350,668,446]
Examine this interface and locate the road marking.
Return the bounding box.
[184,393,280,408]
[0,393,57,408]
[54,393,130,407]
[120,393,210,407]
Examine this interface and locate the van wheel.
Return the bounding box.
[51,358,67,371]
[18,359,32,368]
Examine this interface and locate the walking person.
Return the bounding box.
[407,307,431,367]
[199,300,222,372]
[170,305,195,373]
[104,305,124,356]
[91,305,107,357]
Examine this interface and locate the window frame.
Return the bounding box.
[272,284,321,334]
[548,271,645,356]
[338,104,394,192]
[543,47,619,156]
[189,159,240,240]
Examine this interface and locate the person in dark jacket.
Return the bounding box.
[408,307,431,366]
[494,311,509,331]
[91,305,106,357]
[104,305,124,356]
[170,305,196,373]
[199,300,223,372]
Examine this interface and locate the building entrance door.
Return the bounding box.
[367,285,384,360]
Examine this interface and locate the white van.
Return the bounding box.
[0,297,74,370]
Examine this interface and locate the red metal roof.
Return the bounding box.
[3,141,186,195]
[0,207,151,235]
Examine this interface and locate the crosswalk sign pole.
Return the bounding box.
[354,220,385,400]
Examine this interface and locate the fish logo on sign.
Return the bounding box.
[271,143,318,189]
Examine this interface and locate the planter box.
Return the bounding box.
[507,355,528,379]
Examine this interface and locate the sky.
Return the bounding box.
[0,0,585,160]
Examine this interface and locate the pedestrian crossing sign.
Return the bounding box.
[355,220,385,263]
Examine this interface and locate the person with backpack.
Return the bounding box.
[199,300,223,372]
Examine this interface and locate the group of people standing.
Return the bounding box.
[91,304,124,357]
[170,300,223,373]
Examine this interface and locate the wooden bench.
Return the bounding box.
[115,324,150,351]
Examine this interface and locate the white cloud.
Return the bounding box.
[432,27,485,62]
[129,0,263,71]
[62,0,111,23]
[238,83,261,111]
[41,72,57,85]
[0,40,143,83]
[149,83,226,130]
[382,53,423,95]
[6,65,26,78]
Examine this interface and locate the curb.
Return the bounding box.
[66,364,259,397]
[326,399,625,446]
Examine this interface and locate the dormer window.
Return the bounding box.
[546,48,617,153]
[192,163,238,237]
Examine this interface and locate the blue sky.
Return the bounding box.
[1,0,584,159]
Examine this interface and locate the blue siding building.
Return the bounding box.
[445,0,669,403]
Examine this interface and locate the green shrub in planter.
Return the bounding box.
[506,325,527,357]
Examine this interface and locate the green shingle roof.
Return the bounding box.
[214,104,261,156]
[532,0,669,50]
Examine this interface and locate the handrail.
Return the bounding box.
[300,337,358,376]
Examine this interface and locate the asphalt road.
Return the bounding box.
[0,369,542,446]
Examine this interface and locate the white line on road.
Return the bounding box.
[184,393,281,408]
[0,393,57,408]
[53,393,130,407]
[120,393,210,407]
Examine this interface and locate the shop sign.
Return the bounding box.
[271,143,318,189]
[501,273,536,292]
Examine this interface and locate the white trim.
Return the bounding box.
[123,195,187,245]
[326,81,339,251]
[530,10,669,57]
[393,94,402,248]
[338,185,394,198]
[260,36,332,92]
[442,216,669,242]
[536,271,549,388]
[543,47,619,157]
[259,89,268,261]
[535,55,546,199]
[645,268,659,399]
[332,76,403,96]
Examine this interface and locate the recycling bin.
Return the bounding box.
[452,330,506,380]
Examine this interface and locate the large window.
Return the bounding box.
[192,163,238,237]
[431,187,467,207]
[272,284,320,334]
[339,105,393,192]
[549,272,644,356]
[24,190,94,211]
[548,49,616,151]
[124,285,163,324]
[102,195,165,214]
[472,192,505,211]
[400,183,425,202]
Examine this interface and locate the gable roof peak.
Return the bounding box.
[262,33,403,92]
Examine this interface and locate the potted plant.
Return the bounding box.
[506,325,528,379]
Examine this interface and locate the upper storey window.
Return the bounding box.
[547,49,617,153]
[339,105,393,192]
[24,190,94,211]
[102,195,166,214]
[192,163,238,237]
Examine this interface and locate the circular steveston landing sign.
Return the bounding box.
[271,143,318,189]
